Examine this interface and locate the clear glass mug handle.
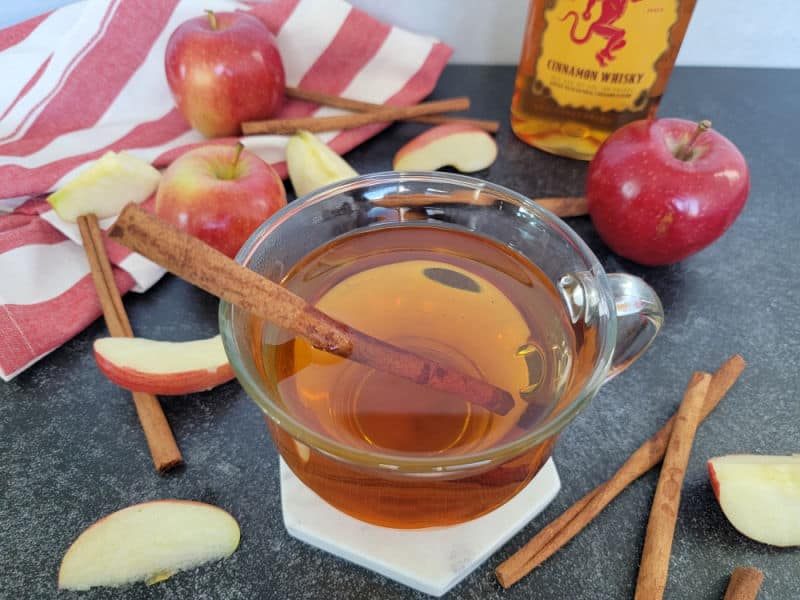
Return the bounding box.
[605,273,664,381]
[560,272,663,382]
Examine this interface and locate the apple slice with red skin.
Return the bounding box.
[708,454,800,547]
[393,123,498,173]
[94,335,234,395]
[58,500,240,590]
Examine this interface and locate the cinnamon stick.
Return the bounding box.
[372,191,496,208]
[285,86,500,133]
[77,214,183,473]
[241,97,470,135]
[534,196,588,218]
[372,192,589,219]
[634,371,711,600]
[109,204,514,415]
[495,354,745,588]
[723,567,764,600]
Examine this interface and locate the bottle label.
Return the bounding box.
[533,0,679,112]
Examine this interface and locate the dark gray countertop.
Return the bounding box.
[2,66,799,599]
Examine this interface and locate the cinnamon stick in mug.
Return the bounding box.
[109,204,514,415]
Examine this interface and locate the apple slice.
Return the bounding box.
[93,334,234,395]
[58,500,240,590]
[47,151,161,222]
[708,454,800,547]
[286,129,358,197]
[393,123,498,173]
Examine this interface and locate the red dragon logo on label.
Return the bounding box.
[561,0,645,67]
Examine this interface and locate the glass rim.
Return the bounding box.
[219,171,616,474]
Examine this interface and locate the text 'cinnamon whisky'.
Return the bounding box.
[511,0,697,160]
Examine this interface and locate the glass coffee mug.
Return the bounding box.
[219,172,663,529]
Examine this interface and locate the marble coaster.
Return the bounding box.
[280,458,560,597]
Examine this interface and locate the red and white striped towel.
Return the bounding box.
[0,0,452,381]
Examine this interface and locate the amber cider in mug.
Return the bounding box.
[220,172,663,529]
[259,225,593,527]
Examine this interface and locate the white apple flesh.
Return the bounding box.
[58,500,240,590]
[393,123,498,172]
[47,151,160,222]
[708,454,800,547]
[93,335,234,395]
[286,130,358,197]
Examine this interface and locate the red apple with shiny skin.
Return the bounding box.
[165,11,285,138]
[156,144,286,258]
[586,118,750,266]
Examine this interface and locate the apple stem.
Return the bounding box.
[676,119,712,161]
[206,10,218,31]
[229,142,244,179]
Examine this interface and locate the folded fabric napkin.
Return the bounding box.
[0,0,451,381]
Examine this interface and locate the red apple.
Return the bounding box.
[165,11,285,138]
[586,118,750,266]
[155,143,286,258]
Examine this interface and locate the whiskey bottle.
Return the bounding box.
[511,0,697,160]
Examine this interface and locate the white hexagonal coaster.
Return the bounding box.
[280,458,560,597]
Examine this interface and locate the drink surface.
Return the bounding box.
[511,0,696,159]
[261,224,576,459]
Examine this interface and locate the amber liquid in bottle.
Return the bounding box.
[511,0,697,160]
